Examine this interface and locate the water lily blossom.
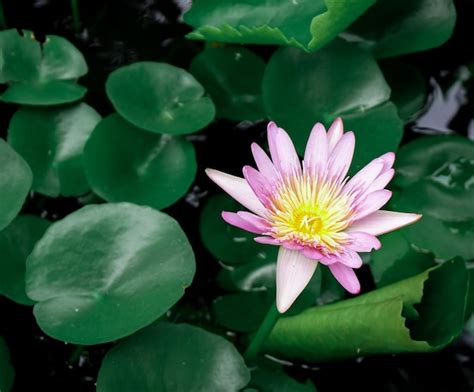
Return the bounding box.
[206,119,421,313]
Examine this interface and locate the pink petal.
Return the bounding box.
[354,189,392,220]
[365,169,395,194]
[282,241,305,251]
[254,236,281,245]
[206,169,266,216]
[267,121,301,177]
[251,143,279,183]
[221,211,264,234]
[349,210,422,236]
[276,247,318,313]
[328,262,360,294]
[242,165,272,206]
[303,123,328,177]
[344,160,384,196]
[328,131,355,179]
[378,152,395,172]
[347,232,381,252]
[302,247,324,260]
[327,118,344,152]
[338,251,363,268]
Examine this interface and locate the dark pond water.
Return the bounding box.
[0,0,473,391]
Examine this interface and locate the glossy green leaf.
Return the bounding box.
[306,0,375,51]
[0,29,87,105]
[8,103,101,197]
[262,41,402,170]
[106,62,215,135]
[190,47,266,120]
[370,231,435,287]
[26,203,195,345]
[0,139,32,231]
[1,81,87,106]
[184,0,326,51]
[84,114,197,210]
[344,0,456,58]
[97,323,250,392]
[342,102,403,173]
[214,272,321,332]
[214,291,273,333]
[381,60,428,122]
[200,193,278,265]
[403,215,474,261]
[0,215,50,305]
[0,337,14,392]
[249,359,316,392]
[265,260,468,362]
[394,135,474,187]
[391,161,474,222]
[217,259,277,291]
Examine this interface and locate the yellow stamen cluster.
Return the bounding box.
[268,174,352,253]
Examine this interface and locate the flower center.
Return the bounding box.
[267,174,352,254]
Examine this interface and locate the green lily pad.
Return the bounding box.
[96,323,250,392]
[0,337,14,392]
[8,103,101,197]
[25,203,195,345]
[265,259,468,362]
[381,60,428,122]
[106,62,215,135]
[190,47,266,120]
[344,0,456,58]
[249,359,316,392]
[0,215,50,305]
[394,135,474,187]
[184,0,327,51]
[214,271,321,333]
[392,159,474,222]
[84,114,197,210]
[262,41,402,170]
[343,102,403,173]
[0,139,32,231]
[217,259,277,291]
[370,231,435,287]
[403,215,474,261]
[0,29,88,105]
[200,193,278,265]
[1,80,87,106]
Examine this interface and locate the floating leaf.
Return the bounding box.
[26,203,195,344]
[0,139,32,231]
[265,260,468,362]
[190,47,266,120]
[394,135,474,188]
[249,359,316,392]
[8,103,101,197]
[392,163,474,222]
[214,272,321,332]
[0,337,14,392]
[402,215,474,261]
[184,0,327,51]
[262,41,402,170]
[1,80,87,106]
[344,0,457,58]
[381,60,428,122]
[84,114,197,210]
[106,62,215,135]
[0,215,50,305]
[200,194,278,265]
[370,231,435,287]
[96,323,250,392]
[0,29,88,105]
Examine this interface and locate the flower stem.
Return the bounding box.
[70,0,81,33]
[0,0,7,30]
[244,301,280,361]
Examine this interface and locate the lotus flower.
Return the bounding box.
[206,119,421,313]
